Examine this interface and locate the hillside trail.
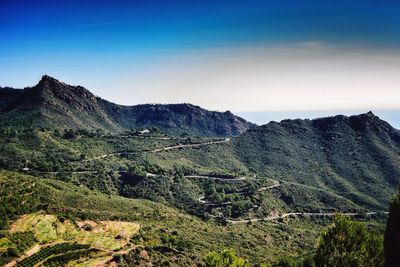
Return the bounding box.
[227,211,387,224]
[258,180,281,191]
[82,138,231,161]
[185,174,248,182]
[149,138,231,153]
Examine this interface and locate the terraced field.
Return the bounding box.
[2,212,140,266]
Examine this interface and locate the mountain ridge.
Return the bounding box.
[0,75,255,136]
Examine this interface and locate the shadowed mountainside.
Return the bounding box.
[0,75,255,136]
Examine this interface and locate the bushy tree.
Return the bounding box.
[272,256,315,267]
[384,189,400,267]
[205,249,250,267]
[314,216,384,267]
[128,163,146,177]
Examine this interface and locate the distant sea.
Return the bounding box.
[238,110,400,129]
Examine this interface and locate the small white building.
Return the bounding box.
[139,129,150,134]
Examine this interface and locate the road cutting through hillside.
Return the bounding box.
[185,174,248,182]
[258,180,281,191]
[149,138,231,153]
[83,151,128,162]
[82,138,231,161]
[227,211,387,224]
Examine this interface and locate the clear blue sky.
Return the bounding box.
[1,0,400,126]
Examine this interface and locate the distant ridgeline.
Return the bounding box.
[0,75,255,136]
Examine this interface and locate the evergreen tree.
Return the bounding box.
[384,189,400,267]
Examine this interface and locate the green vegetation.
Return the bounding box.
[205,249,251,267]
[384,189,400,267]
[10,212,139,250]
[0,232,37,266]
[39,248,101,267]
[0,170,47,229]
[314,216,384,267]
[17,243,90,267]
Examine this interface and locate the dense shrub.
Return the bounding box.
[205,249,250,267]
[314,216,384,267]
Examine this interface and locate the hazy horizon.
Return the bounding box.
[1,74,400,129]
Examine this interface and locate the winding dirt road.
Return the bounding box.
[149,138,231,153]
[82,138,231,161]
[258,180,281,191]
[227,211,388,224]
[185,174,247,182]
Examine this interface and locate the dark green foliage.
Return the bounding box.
[121,174,206,218]
[160,232,194,251]
[384,189,400,267]
[314,216,384,267]
[231,200,254,218]
[83,224,93,231]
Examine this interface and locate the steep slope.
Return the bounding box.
[100,101,252,136]
[0,87,22,110]
[0,76,120,130]
[233,112,400,210]
[0,75,254,136]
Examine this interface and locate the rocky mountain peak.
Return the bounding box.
[37,75,66,87]
[34,75,96,101]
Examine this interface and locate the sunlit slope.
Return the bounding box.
[234,112,400,210]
